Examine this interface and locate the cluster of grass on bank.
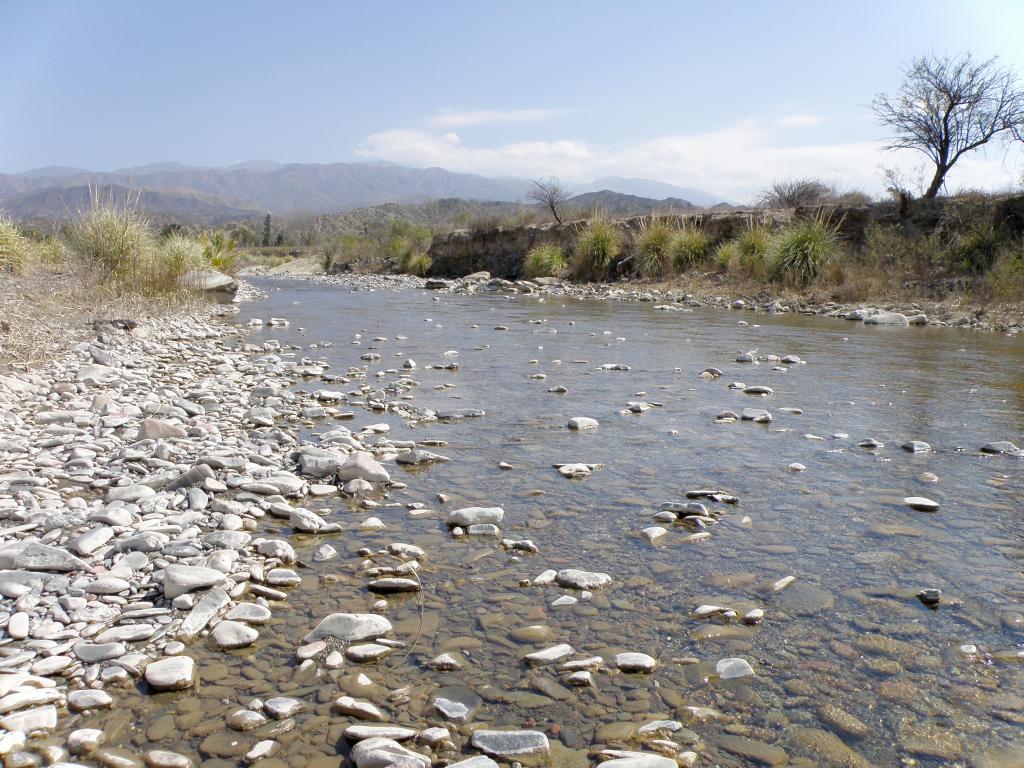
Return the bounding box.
[1,196,241,366]
[508,207,1024,304]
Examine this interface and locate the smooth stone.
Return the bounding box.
[211,620,259,649]
[567,417,599,431]
[303,613,392,644]
[162,565,226,599]
[904,496,939,512]
[67,690,113,712]
[471,730,549,760]
[615,653,656,673]
[446,507,504,527]
[349,737,429,768]
[555,569,611,590]
[225,603,272,624]
[715,657,755,679]
[144,657,195,691]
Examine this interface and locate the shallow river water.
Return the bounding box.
[67,280,1024,767]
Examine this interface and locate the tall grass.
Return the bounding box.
[770,214,839,287]
[162,233,207,276]
[523,244,567,278]
[668,226,712,271]
[62,194,218,295]
[634,217,674,278]
[722,223,774,280]
[64,195,154,279]
[400,251,433,276]
[0,214,31,273]
[572,215,623,281]
[982,245,1024,302]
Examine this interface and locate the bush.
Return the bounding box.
[158,232,206,283]
[634,217,674,278]
[0,214,31,273]
[65,197,154,279]
[720,223,773,280]
[770,215,840,287]
[523,244,567,278]
[947,221,1003,275]
[758,178,836,208]
[201,231,238,273]
[572,216,623,281]
[984,245,1024,302]
[714,241,738,273]
[400,251,432,276]
[668,227,712,270]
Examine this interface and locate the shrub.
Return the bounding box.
[400,251,432,276]
[668,227,712,270]
[984,245,1024,302]
[770,214,840,286]
[201,231,238,273]
[758,178,836,208]
[946,220,1003,275]
[523,244,567,278]
[0,214,31,273]
[572,216,623,281]
[634,217,674,278]
[714,241,738,273]
[162,233,206,276]
[65,197,154,279]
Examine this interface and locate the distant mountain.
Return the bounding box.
[2,184,260,225]
[564,190,696,216]
[574,177,725,207]
[113,161,206,176]
[15,166,92,179]
[0,160,728,221]
[0,162,532,216]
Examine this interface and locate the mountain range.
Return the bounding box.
[0,161,727,223]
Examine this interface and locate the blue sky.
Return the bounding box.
[2,1,1023,198]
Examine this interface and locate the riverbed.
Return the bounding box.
[7,276,1024,768]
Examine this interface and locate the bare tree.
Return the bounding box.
[527,177,569,224]
[873,53,1024,198]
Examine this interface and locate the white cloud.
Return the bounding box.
[356,118,1023,201]
[426,108,565,128]
[776,114,824,127]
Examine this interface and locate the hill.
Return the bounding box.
[2,184,261,226]
[0,161,727,221]
[564,190,696,216]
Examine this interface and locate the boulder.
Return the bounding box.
[181,269,238,296]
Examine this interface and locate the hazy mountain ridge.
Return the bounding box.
[0,161,727,221]
[3,184,261,226]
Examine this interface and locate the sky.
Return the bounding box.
[2,1,1024,201]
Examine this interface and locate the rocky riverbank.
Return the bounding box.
[0,278,688,768]
[288,269,1024,335]
[3,272,1023,768]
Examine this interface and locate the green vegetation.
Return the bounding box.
[984,245,1024,302]
[0,214,31,273]
[770,214,840,287]
[572,215,623,281]
[717,223,773,280]
[668,226,712,270]
[523,243,567,278]
[634,217,674,278]
[201,231,239,273]
[161,232,206,277]
[64,198,155,279]
[400,251,433,276]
